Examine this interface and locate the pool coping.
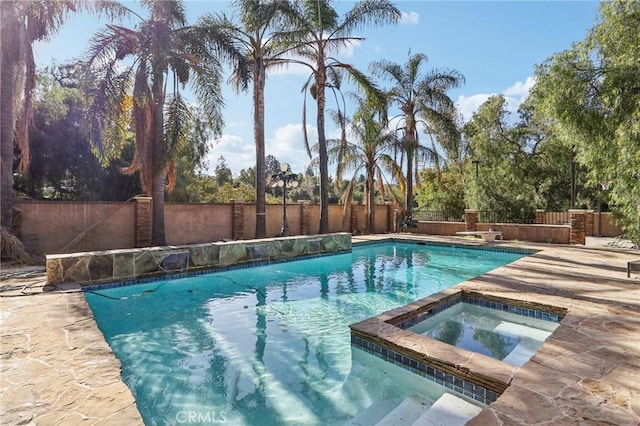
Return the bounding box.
[2,234,639,424]
[350,289,568,405]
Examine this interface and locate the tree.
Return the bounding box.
[202,0,290,238]
[214,156,233,186]
[164,106,217,203]
[463,95,540,217]
[330,95,402,233]
[0,0,126,235]
[415,168,466,218]
[277,0,400,234]
[15,72,105,200]
[85,0,248,246]
[371,52,464,218]
[237,166,256,187]
[265,154,281,176]
[462,95,584,218]
[533,0,640,242]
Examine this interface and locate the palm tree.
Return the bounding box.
[0,0,126,235]
[201,0,291,239]
[276,0,400,234]
[330,95,403,233]
[85,0,249,246]
[371,52,464,218]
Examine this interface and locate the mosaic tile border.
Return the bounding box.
[352,238,536,255]
[397,293,564,329]
[82,249,351,291]
[463,295,563,323]
[351,336,498,405]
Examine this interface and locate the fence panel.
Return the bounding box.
[413,210,465,222]
[544,212,570,225]
[477,210,536,224]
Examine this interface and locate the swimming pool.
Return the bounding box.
[85,242,526,425]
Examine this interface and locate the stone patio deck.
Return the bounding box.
[1,235,639,425]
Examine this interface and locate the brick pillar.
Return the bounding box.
[569,209,586,245]
[232,199,244,240]
[465,209,478,232]
[298,200,310,235]
[535,209,545,224]
[134,196,152,247]
[585,210,594,237]
[350,202,359,234]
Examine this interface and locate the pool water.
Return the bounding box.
[85,242,526,425]
[408,303,559,367]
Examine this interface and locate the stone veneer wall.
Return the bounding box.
[46,233,352,287]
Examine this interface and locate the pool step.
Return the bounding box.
[493,321,552,341]
[375,396,430,425]
[502,341,535,366]
[411,392,483,426]
[345,399,399,426]
[348,392,483,426]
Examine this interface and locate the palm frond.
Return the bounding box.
[331,0,400,40]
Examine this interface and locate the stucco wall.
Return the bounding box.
[15,200,135,255]
[476,223,570,244]
[164,203,233,245]
[14,200,392,255]
[416,221,466,236]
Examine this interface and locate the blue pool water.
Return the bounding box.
[85,242,526,425]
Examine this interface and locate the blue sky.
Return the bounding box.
[34,0,599,177]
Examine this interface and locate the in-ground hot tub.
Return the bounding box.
[350,290,567,404]
[406,300,560,367]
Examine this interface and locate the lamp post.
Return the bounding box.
[270,163,299,237]
[471,160,479,179]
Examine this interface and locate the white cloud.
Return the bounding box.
[399,11,419,26]
[455,93,492,122]
[204,134,254,176]
[456,76,536,122]
[203,124,320,177]
[503,76,536,98]
[268,124,317,173]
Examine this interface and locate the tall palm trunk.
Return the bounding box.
[367,165,376,233]
[151,70,166,246]
[404,123,417,218]
[0,2,16,232]
[254,53,266,239]
[405,147,414,217]
[316,61,329,234]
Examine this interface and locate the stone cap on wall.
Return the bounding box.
[46,233,352,287]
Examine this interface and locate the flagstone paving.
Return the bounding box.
[2,235,639,425]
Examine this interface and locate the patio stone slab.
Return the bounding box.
[0,291,142,425]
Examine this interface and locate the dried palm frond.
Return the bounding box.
[0,226,33,264]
